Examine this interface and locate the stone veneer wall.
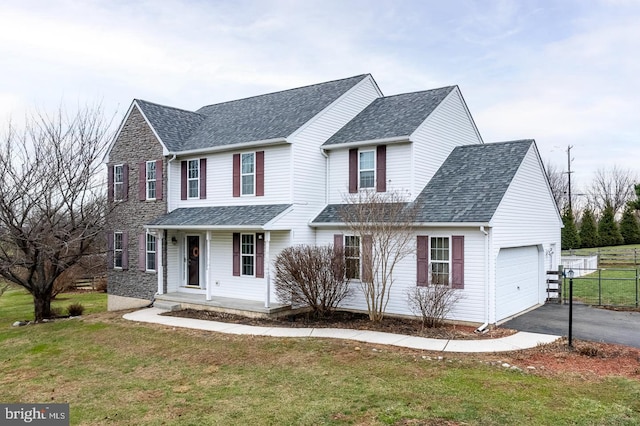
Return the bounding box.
[107,106,167,309]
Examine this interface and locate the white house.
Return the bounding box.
[105,73,561,325]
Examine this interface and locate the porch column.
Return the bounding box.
[264,231,271,308]
[157,231,164,295]
[206,231,212,301]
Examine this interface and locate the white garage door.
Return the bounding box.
[496,246,540,322]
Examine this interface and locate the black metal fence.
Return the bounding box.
[562,267,639,308]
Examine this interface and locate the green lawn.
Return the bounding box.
[1,286,640,425]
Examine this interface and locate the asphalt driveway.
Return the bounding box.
[502,303,640,349]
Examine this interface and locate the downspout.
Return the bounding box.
[320,147,329,204]
[476,226,490,333]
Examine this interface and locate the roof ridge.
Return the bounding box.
[197,74,369,111]
[135,99,205,117]
[378,85,456,100]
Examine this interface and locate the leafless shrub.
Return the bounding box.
[407,284,462,328]
[274,245,351,317]
[339,190,417,322]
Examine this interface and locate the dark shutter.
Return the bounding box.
[233,154,240,197]
[232,232,240,276]
[122,231,129,270]
[138,162,146,201]
[107,166,114,203]
[256,233,264,278]
[156,160,163,201]
[256,151,264,196]
[138,234,146,271]
[333,234,344,279]
[181,161,187,200]
[200,158,207,199]
[451,236,464,289]
[122,164,129,201]
[376,145,386,192]
[362,234,373,283]
[417,235,428,286]
[348,148,358,193]
[106,232,114,269]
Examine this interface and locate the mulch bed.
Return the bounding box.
[163,309,515,340]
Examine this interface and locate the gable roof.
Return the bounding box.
[170,74,371,152]
[323,86,455,146]
[135,100,206,152]
[411,140,534,223]
[312,139,533,225]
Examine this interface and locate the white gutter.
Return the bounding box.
[168,137,289,157]
[476,225,490,333]
[310,221,491,228]
[321,135,410,151]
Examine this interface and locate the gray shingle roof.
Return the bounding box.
[147,204,292,228]
[135,100,206,152]
[323,86,455,146]
[412,140,534,223]
[168,74,369,152]
[312,140,533,224]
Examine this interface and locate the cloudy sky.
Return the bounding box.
[1,0,638,189]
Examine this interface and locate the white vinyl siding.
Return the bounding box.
[170,145,291,210]
[314,229,486,324]
[410,88,482,198]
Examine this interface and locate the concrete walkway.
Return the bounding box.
[124,308,560,353]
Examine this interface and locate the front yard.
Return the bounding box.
[1,286,639,425]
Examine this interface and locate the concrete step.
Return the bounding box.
[153,301,182,311]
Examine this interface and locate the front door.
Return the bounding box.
[187,235,200,286]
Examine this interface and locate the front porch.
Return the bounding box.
[154,292,294,319]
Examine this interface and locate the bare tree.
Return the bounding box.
[0,105,113,321]
[406,284,462,328]
[274,245,350,317]
[586,166,637,217]
[339,190,416,322]
[544,160,567,211]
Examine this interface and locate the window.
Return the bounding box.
[146,161,156,200]
[359,150,375,189]
[241,234,254,276]
[114,232,123,268]
[187,159,199,199]
[345,235,360,280]
[241,153,255,195]
[146,233,156,271]
[430,237,450,285]
[113,165,124,201]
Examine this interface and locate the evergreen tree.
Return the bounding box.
[598,202,624,246]
[561,207,580,250]
[628,183,640,211]
[620,206,640,245]
[579,209,599,248]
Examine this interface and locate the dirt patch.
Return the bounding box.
[164,308,515,340]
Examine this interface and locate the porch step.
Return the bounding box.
[153,301,182,312]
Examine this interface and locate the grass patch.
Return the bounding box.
[1,287,640,424]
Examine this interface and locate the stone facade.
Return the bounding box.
[107,107,167,309]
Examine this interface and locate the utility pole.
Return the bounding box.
[567,145,573,212]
